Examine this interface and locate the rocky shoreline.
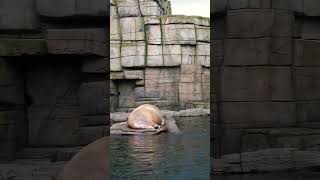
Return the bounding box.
[212,148,320,179]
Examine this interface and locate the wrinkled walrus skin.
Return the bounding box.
[57,137,110,180]
[127,104,163,129]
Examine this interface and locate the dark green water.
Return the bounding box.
[111,116,210,180]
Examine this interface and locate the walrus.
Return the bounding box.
[127,104,163,129]
[57,137,110,180]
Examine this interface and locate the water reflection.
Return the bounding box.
[111,116,210,180]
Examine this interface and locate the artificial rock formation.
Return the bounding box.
[212,0,320,177]
[0,0,210,179]
[0,0,109,165]
[110,0,211,112]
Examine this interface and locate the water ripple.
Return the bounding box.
[111,116,210,180]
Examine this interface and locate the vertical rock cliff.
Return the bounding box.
[110,0,211,112]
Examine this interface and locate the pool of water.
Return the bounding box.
[110,116,210,180]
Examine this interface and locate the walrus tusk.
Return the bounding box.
[127,104,162,129]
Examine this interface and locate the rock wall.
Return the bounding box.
[110,0,211,112]
[212,0,320,171]
[0,0,109,161]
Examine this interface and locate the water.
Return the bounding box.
[111,116,210,180]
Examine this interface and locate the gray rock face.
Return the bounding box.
[36,0,108,17]
[0,0,109,162]
[0,0,39,30]
[213,1,320,177]
[212,148,320,174]
[46,28,107,56]
[110,1,210,111]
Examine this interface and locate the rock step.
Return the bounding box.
[0,159,66,180]
[16,147,83,161]
[212,148,320,174]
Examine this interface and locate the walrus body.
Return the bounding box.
[57,137,109,180]
[127,104,163,129]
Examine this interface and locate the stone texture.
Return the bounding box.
[297,101,320,125]
[139,0,163,16]
[162,24,196,45]
[82,58,108,74]
[146,45,163,66]
[294,39,320,66]
[212,40,224,66]
[181,45,196,65]
[196,25,210,42]
[0,0,39,30]
[242,133,270,152]
[144,68,180,99]
[110,17,121,41]
[163,45,181,66]
[228,0,271,9]
[109,1,210,111]
[301,20,320,40]
[225,38,292,66]
[46,29,107,56]
[120,41,146,67]
[295,67,320,100]
[117,0,141,17]
[79,115,109,127]
[227,9,293,38]
[213,148,320,174]
[212,0,320,176]
[110,42,122,71]
[124,70,144,80]
[0,39,46,56]
[146,25,162,44]
[36,0,108,17]
[0,89,24,109]
[161,16,195,24]
[195,43,210,67]
[212,17,225,40]
[271,0,303,12]
[212,0,227,14]
[241,148,295,172]
[79,81,108,116]
[220,67,293,101]
[25,61,82,147]
[304,0,320,16]
[120,17,145,41]
[220,102,296,128]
